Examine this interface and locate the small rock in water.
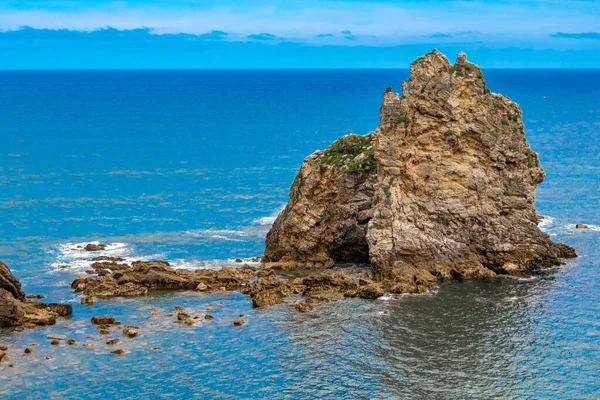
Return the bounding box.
[174,306,185,312]
[111,349,125,355]
[150,309,160,316]
[50,340,60,346]
[295,302,314,313]
[576,223,590,229]
[91,315,116,325]
[99,329,111,335]
[24,347,34,354]
[25,294,45,299]
[184,318,196,326]
[14,327,24,332]
[67,339,76,346]
[123,326,140,338]
[204,314,214,321]
[205,304,217,311]
[0,344,7,351]
[233,319,245,327]
[235,258,243,263]
[106,339,120,345]
[84,243,107,252]
[81,296,98,306]
[23,323,37,329]
[0,352,9,363]
[177,312,190,321]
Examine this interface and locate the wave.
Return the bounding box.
[539,215,600,236]
[48,241,163,273]
[253,205,286,226]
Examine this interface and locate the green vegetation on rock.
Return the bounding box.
[316,133,377,181]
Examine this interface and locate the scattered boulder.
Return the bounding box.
[24,347,34,354]
[67,339,76,346]
[233,319,245,327]
[91,315,116,325]
[123,326,140,338]
[204,314,214,321]
[50,340,60,345]
[177,312,190,321]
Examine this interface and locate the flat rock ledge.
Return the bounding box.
[1,262,72,328]
[70,258,391,309]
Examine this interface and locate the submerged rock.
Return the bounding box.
[1,261,72,328]
[91,315,116,325]
[295,302,314,313]
[262,50,576,290]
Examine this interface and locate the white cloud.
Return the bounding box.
[0,1,599,46]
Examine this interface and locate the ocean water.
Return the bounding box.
[1,69,599,399]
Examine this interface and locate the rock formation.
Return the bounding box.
[1,261,72,327]
[263,133,377,270]
[263,50,576,289]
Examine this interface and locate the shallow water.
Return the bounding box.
[1,69,599,399]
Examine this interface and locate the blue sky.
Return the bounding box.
[1,0,600,68]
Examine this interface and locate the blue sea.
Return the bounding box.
[0,69,599,399]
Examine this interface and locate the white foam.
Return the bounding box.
[566,223,600,232]
[538,215,556,230]
[185,229,248,241]
[48,241,164,273]
[253,205,286,226]
[168,257,261,271]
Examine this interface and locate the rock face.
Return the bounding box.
[264,50,576,287]
[263,134,377,270]
[1,261,72,328]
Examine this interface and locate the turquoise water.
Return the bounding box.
[0,69,599,399]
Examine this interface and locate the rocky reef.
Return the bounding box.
[1,262,72,328]
[263,50,576,291]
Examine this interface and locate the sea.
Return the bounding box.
[0,69,599,399]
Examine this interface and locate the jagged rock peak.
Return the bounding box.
[264,49,576,290]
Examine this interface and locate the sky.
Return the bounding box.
[1,0,600,68]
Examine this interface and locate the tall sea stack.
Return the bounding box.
[263,50,575,289]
